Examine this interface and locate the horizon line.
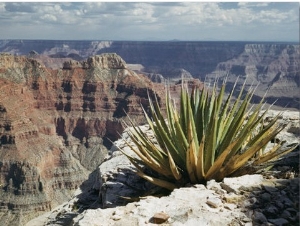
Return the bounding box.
[0,39,298,43]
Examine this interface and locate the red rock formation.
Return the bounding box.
[0,53,174,225]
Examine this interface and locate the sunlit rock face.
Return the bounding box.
[0,53,163,225]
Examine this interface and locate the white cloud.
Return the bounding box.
[40,14,57,22]
[0,3,6,12]
[238,2,270,8]
[0,2,298,41]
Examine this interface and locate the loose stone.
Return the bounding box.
[263,186,279,193]
[280,210,291,219]
[206,197,223,208]
[261,192,272,201]
[275,201,284,209]
[253,211,268,223]
[265,205,278,215]
[150,212,170,224]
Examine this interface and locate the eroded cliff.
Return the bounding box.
[0,53,161,225]
[1,40,298,108]
[206,44,299,108]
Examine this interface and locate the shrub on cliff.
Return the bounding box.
[122,80,297,191]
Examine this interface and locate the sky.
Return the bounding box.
[0,1,299,42]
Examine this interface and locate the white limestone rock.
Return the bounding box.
[221,174,264,194]
[28,111,299,226]
[94,124,156,208]
[72,185,248,226]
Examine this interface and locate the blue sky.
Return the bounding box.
[0,2,299,41]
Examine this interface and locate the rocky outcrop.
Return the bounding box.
[28,175,299,225]
[95,110,299,209]
[70,176,299,226]
[141,72,165,83]
[0,53,166,225]
[26,110,299,225]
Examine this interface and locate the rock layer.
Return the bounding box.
[1,40,298,108]
[0,53,163,225]
[206,44,300,108]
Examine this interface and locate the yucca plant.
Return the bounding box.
[121,79,297,191]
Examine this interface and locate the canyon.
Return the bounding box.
[0,52,179,225]
[1,40,299,108]
[0,40,299,225]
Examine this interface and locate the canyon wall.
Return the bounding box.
[1,40,298,108]
[206,44,299,108]
[0,40,247,77]
[0,53,167,225]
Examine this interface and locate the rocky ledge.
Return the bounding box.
[27,110,299,226]
[43,174,298,226]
